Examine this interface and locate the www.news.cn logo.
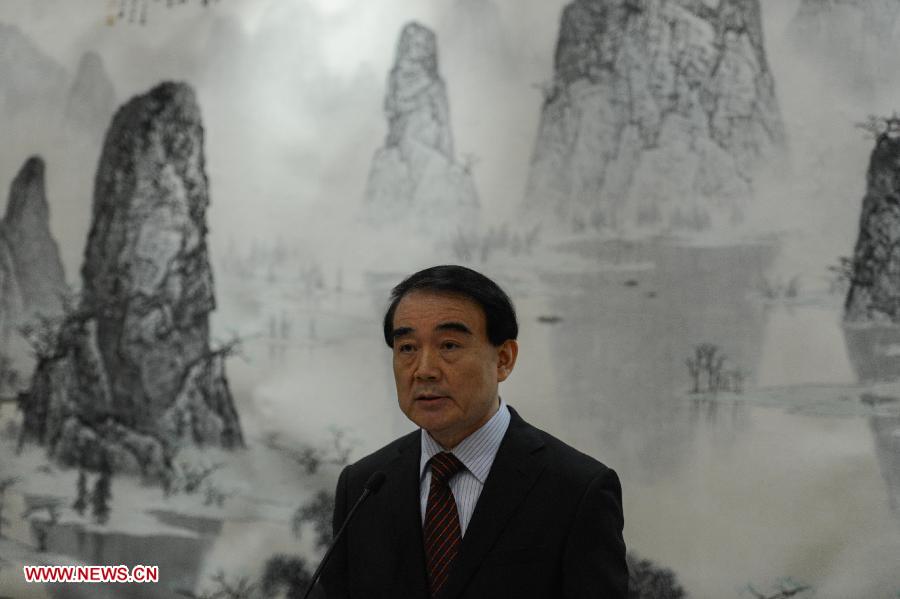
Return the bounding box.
[23,564,159,584]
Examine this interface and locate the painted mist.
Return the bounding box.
[0,1,899,598]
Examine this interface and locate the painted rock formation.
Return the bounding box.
[0,23,67,120]
[64,51,117,136]
[0,157,67,343]
[364,22,479,234]
[19,82,243,478]
[524,0,785,233]
[845,128,900,323]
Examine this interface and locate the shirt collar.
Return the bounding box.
[419,397,511,485]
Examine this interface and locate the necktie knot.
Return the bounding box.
[429,452,464,485]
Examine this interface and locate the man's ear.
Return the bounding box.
[496,339,518,382]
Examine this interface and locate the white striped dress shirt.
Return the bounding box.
[419,398,511,537]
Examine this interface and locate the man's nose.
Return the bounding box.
[414,347,440,380]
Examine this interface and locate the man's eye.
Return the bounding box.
[398,343,415,353]
[441,341,460,350]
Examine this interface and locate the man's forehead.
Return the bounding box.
[392,290,486,328]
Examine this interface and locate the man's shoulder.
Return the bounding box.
[341,428,419,481]
[513,409,617,484]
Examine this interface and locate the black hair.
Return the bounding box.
[383,265,518,347]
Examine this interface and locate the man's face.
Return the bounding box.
[390,290,517,448]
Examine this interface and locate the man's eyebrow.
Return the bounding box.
[436,322,472,335]
[392,326,414,339]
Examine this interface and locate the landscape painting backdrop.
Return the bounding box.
[0,1,899,598]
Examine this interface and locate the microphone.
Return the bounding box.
[302,471,387,599]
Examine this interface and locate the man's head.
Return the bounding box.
[384,265,519,448]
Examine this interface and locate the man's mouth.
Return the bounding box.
[416,393,449,401]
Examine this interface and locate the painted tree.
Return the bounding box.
[686,344,719,393]
[744,577,812,599]
[91,454,112,524]
[22,499,62,552]
[0,354,19,396]
[0,477,18,538]
[72,470,88,516]
[107,0,218,25]
[292,490,335,551]
[686,343,745,394]
[188,571,258,599]
[260,555,315,599]
[627,551,686,599]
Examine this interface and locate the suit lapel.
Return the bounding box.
[440,407,547,599]
[385,431,429,596]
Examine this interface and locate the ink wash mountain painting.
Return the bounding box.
[0,1,898,598]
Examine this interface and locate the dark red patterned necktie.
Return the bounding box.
[423,452,465,598]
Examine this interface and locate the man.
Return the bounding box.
[321,265,627,598]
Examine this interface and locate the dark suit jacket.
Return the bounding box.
[320,406,628,598]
